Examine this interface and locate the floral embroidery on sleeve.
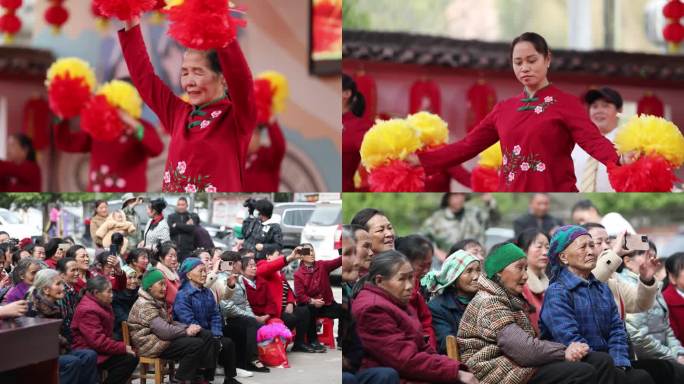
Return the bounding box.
[162,161,215,192]
[501,145,546,185]
[90,164,127,192]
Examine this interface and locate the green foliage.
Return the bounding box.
[0,193,117,209]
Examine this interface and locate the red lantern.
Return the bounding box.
[0,0,21,44]
[45,1,68,34]
[663,0,684,52]
[409,78,441,115]
[353,70,377,122]
[22,98,51,151]
[149,0,166,24]
[91,1,109,31]
[465,79,497,133]
[663,22,684,43]
[637,92,665,117]
[663,0,684,19]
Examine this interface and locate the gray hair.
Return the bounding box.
[32,269,60,292]
[12,257,42,285]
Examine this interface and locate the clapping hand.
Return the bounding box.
[564,342,589,362]
[186,324,202,336]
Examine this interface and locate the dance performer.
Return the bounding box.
[118,15,256,192]
[413,32,625,192]
[243,119,286,192]
[342,73,372,192]
[0,133,41,192]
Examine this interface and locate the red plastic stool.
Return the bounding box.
[316,318,336,349]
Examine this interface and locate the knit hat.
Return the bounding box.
[548,225,590,281]
[421,250,479,295]
[141,268,165,291]
[178,257,203,282]
[484,243,526,279]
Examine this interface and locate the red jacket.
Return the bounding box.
[352,284,461,383]
[54,118,163,192]
[245,256,295,318]
[71,292,127,364]
[663,284,684,345]
[522,284,544,335]
[89,266,127,292]
[419,85,619,192]
[409,277,437,349]
[243,121,286,192]
[293,257,342,306]
[119,25,256,192]
[342,112,372,192]
[0,160,41,192]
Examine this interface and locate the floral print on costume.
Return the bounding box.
[501,145,546,186]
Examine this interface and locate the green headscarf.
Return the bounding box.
[421,250,479,295]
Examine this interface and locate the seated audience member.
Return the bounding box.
[351,225,374,278]
[71,276,139,384]
[352,251,476,384]
[66,245,90,294]
[243,246,317,352]
[44,237,67,269]
[620,249,684,382]
[220,251,270,373]
[151,241,181,314]
[516,228,550,333]
[421,250,480,355]
[112,266,140,340]
[449,239,485,261]
[173,257,241,384]
[3,257,41,303]
[90,251,127,291]
[126,248,150,276]
[200,248,235,304]
[294,243,343,347]
[27,269,99,384]
[664,252,684,346]
[459,242,599,383]
[540,225,654,384]
[396,235,437,348]
[350,208,396,254]
[56,257,81,343]
[128,268,215,383]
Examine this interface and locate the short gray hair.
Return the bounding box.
[12,258,42,285]
[33,269,60,292]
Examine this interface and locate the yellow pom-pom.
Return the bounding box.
[478,141,502,169]
[257,71,289,114]
[97,80,143,119]
[46,57,97,91]
[614,114,684,166]
[360,118,422,170]
[164,0,184,10]
[406,111,448,148]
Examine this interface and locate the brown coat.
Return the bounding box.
[127,288,182,357]
[457,275,537,384]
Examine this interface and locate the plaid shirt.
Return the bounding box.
[539,267,631,367]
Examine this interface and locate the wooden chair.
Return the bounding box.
[446,335,461,361]
[121,321,174,384]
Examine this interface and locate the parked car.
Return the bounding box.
[272,202,315,252]
[0,208,42,241]
[299,201,342,279]
[660,232,684,258]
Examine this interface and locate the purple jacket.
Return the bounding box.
[3,281,30,304]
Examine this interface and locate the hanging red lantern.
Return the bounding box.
[465,78,497,133]
[0,0,21,44]
[91,1,109,31]
[637,92,665,117]
[149,0,166,25]
[353,70,377,122]
[409,78,441,115]
[663,0,684,53]
[45,0,69,34]
[663,0,684,19]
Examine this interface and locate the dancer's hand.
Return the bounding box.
[117,110,139,135]
[619,151,638,165]
[405,153,420,167]
[125,15,141,31]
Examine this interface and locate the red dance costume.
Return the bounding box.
[0,160,41,191]
[419,85,619,192]
[243,121,286,192]
[342,111,372,191]
[54,119,163,192]
[119,25,256,192]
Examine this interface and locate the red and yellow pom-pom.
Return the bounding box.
[165,0,247,50]
[254,78,274,125]
[45,57,96,119]
[368,160,425,192]
[80,95,124,141]
[471,166,499,192]
[92,0,157,22]
[608,155,678,192]
[257,70,289,115]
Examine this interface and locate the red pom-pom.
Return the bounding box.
[45,4,69,27]
[0,13,21,34]
[166,0,247,50]
[48,74,92,119]
[312,0,342,54]
[80,95,124,141]
[663,0,684,19]
[92,0,156,22]
[153,0,165,10]
[368,160,426,192]
[608,155,678,192]
[254,78,274,125]
[0,0,22,9]
[471,165,500,192]
[663,22,684,43]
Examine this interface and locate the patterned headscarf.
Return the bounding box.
[178,257,203,282]
[548,225,589,281]
[421,250,479,295]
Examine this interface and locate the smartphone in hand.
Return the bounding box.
[623,234,649,252]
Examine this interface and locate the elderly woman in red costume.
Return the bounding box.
[412,32,627,192]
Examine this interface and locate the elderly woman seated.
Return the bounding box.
[128,268,214,384]
[421,250,481,355]
[352,251,477,384]
[540,225,655,384]
[458,242,598,384]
